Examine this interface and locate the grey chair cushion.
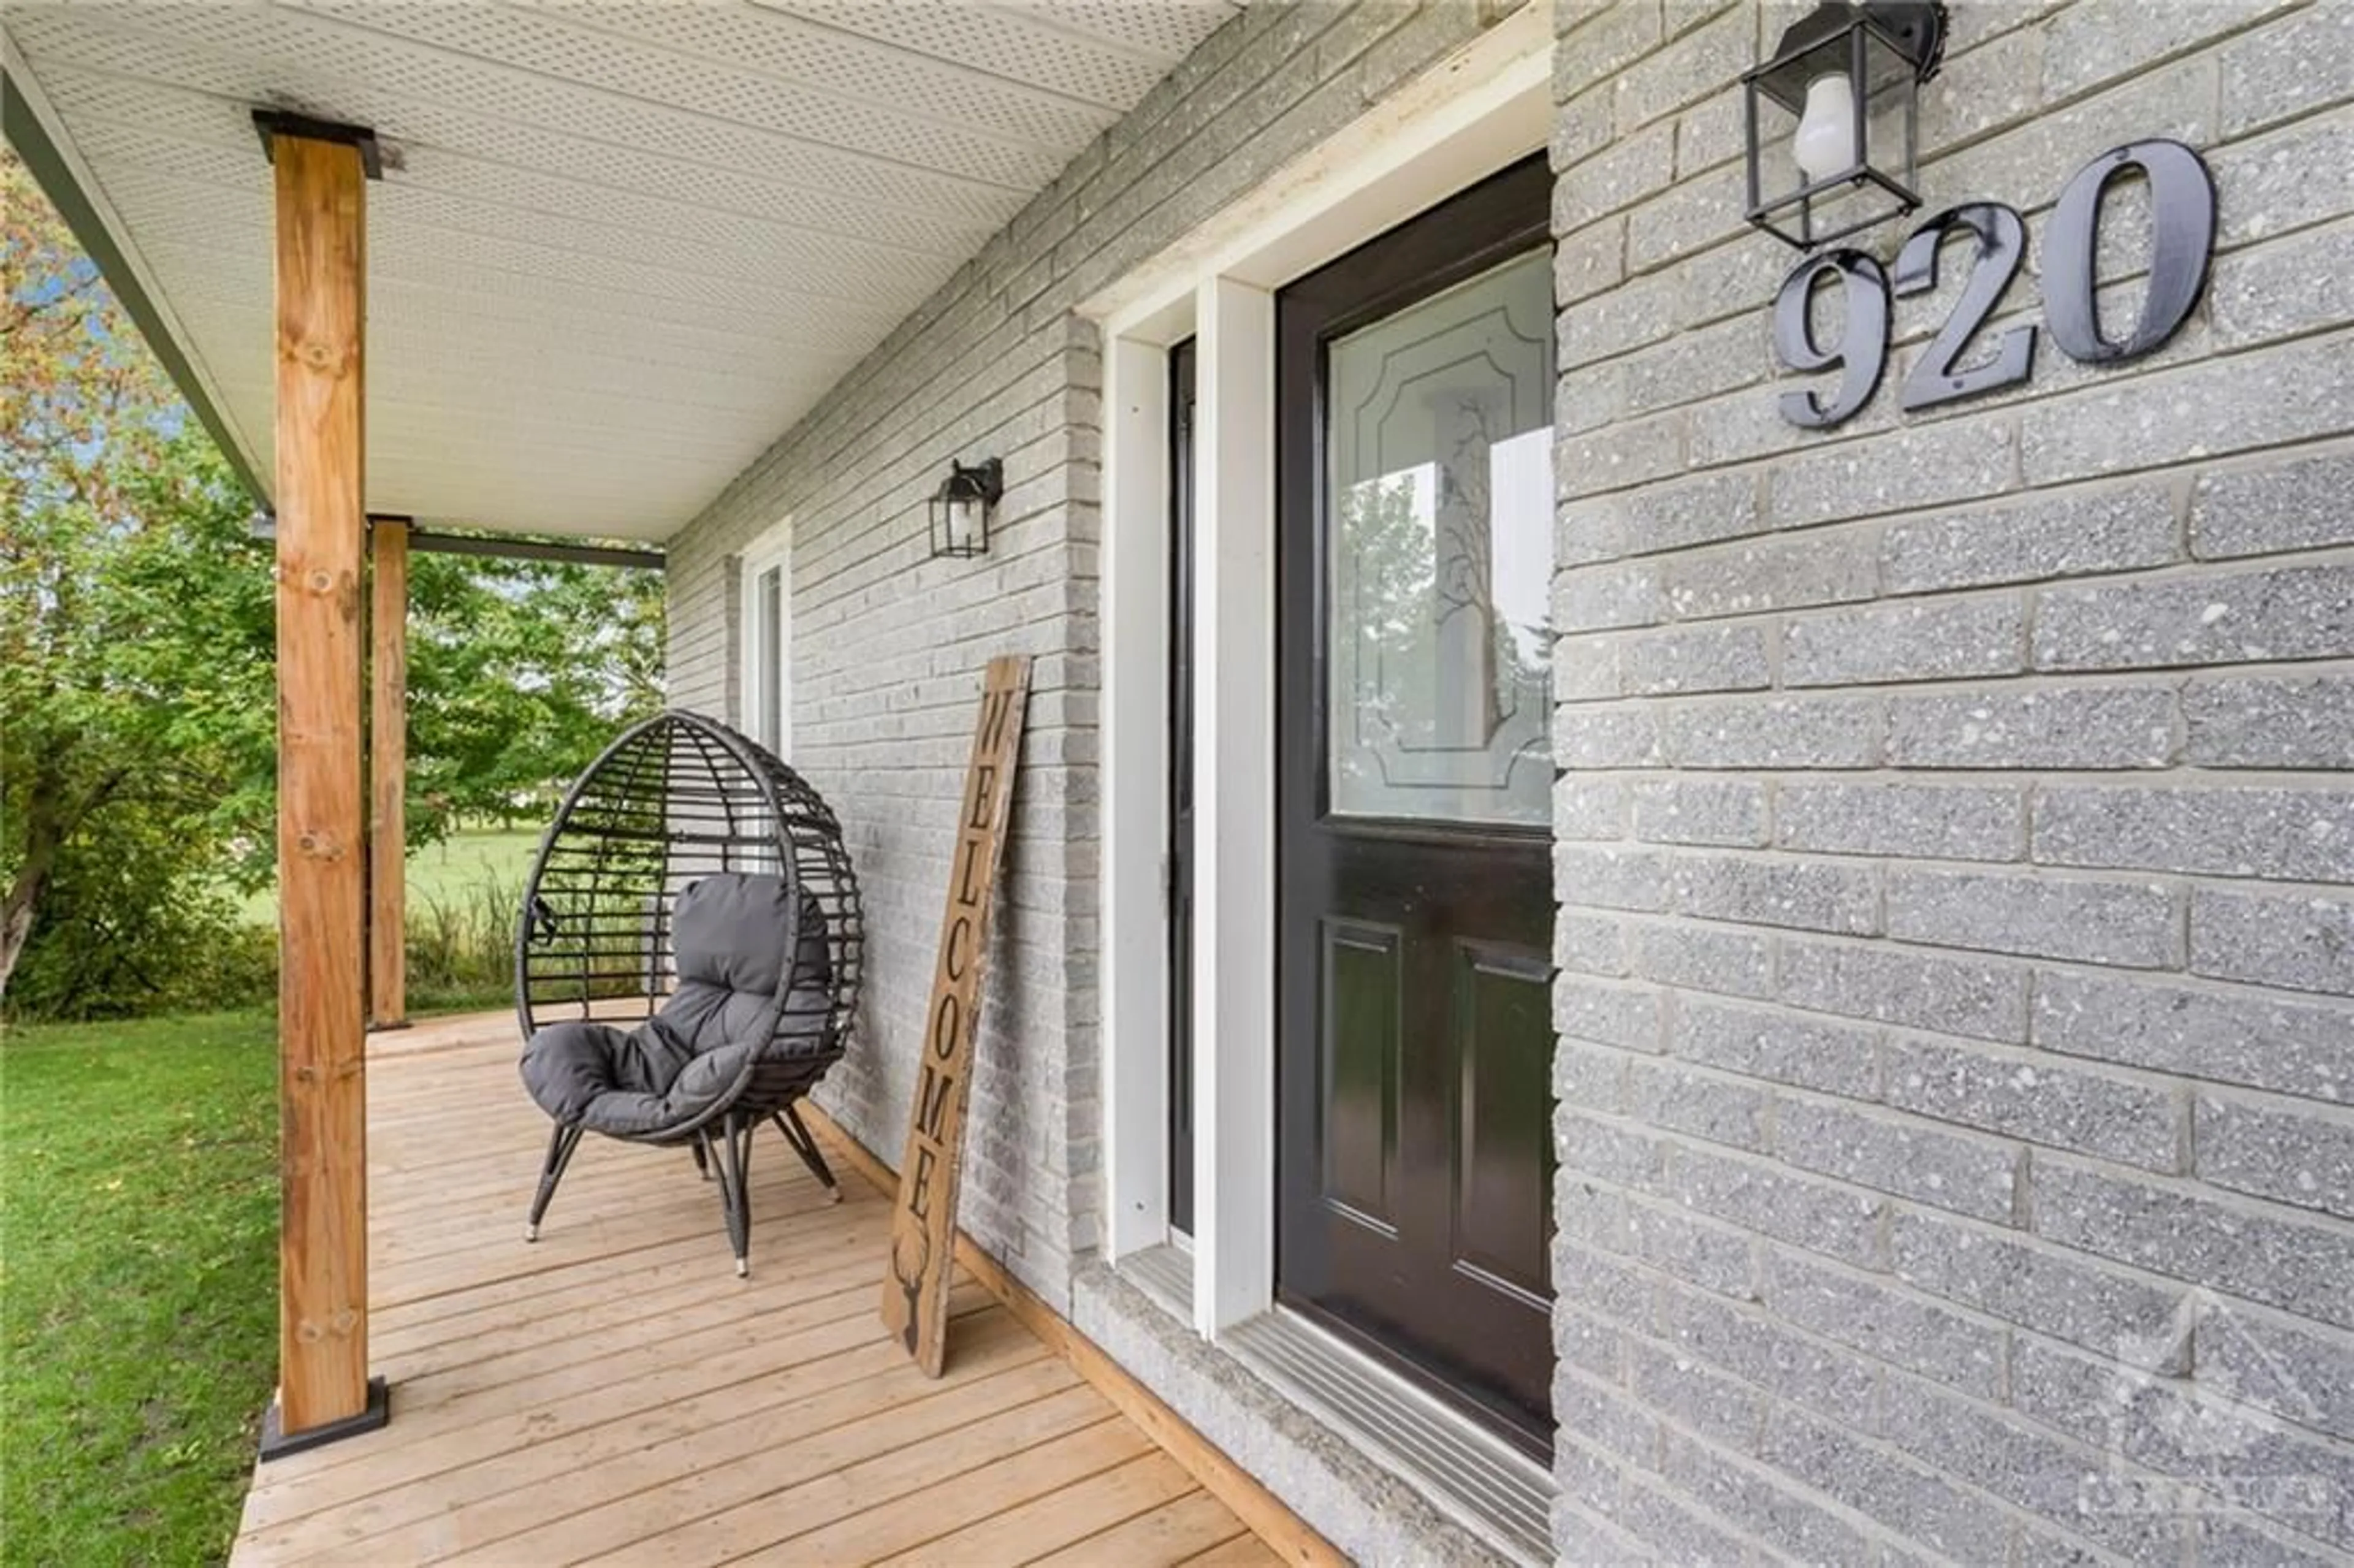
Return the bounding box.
[674,871,801,995]
[519,1018,756,1137]
[519,872,836,1138]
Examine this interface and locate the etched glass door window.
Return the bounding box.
[1326,247,1554,827]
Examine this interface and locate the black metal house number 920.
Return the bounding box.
[1773,139,2218,428]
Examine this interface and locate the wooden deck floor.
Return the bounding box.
[229,1012,1285,1567]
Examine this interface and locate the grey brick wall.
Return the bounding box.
[1552,3,2354,1564]
[665,2,1514,1317]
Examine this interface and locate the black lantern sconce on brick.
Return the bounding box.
[1743,0,1949,249]
[926,457,1003,560]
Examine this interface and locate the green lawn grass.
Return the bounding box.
[407,825,543,910]
[1,1010,278,1567]
[235,824,543,924]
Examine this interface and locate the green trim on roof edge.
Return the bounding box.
[5,63,271,505]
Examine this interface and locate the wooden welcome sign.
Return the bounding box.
[883,654,1030,1375]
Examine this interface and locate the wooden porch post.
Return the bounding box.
[368,517,408,1030]
[261,114,389,1455]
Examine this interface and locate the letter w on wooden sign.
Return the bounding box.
[883,654,1030,1374]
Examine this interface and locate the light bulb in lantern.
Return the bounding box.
[1792,72,1857,182]
[947,497,980,551]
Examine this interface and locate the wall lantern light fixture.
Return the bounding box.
[928,457,1003,560]
[1743,0,1949,249]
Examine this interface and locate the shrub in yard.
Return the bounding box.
[12,864,526,1022]
[407,875,521,1012]
[4,816,273,1021]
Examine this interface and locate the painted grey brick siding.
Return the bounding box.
[663,4,1516,1331]
[1552,2,2354,1564]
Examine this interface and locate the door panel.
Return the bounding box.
[1319,918,1403,1230]
[1276,154,1556,1459]
[1456,940,1554,1303]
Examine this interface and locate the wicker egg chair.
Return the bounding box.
[514,710,864,1276]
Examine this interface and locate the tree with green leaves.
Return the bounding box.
[1,150,278,1003]
[403,549,665,837]
[2,149,665,1014]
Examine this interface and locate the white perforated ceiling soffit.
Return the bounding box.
[3,0,1241,539]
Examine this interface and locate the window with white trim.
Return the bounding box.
[739,520,792,759]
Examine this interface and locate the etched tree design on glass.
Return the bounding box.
[1327,248,1555,828]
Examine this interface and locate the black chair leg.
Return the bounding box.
[772,1102,842,1203]
[527,1123,585,1242]
[690,1139,712,1181]
[705,1114,755,1277]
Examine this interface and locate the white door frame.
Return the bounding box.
[1084,6,1553,1338]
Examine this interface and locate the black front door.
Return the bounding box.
[1274,156,1557,1458]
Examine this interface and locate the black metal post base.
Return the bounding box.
[258,1376,390,1462]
